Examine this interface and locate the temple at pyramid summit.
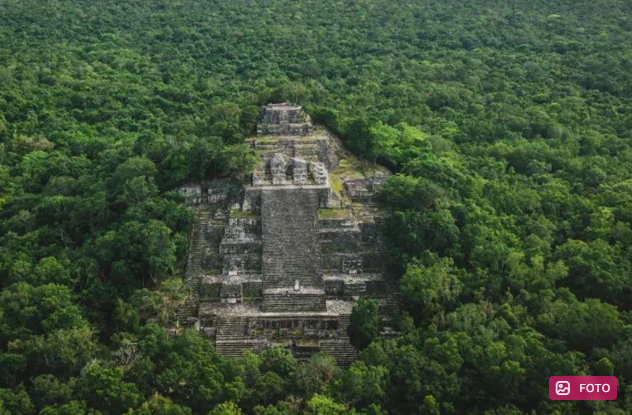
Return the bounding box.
[178,103,398,364]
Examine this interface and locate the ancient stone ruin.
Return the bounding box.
[178,103,396,365]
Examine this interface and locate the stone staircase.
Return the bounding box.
[261,189,324,291]
[262,290,327,312]
[378,292,403,326]
[185,205,214,292]
[175,294,199,324]
[319,315,358,365]
[384,292,403,314]
[216,316,248,340]
[338,314,351,331]
[215,339,266,358]
[214,317,265,358]
[318,227,363,252]
[320,339,359,366]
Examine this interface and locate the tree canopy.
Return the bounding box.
[1,0,632,414]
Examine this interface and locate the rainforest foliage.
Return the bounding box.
[1,0,632,414]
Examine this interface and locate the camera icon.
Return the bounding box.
[556,381,570,395]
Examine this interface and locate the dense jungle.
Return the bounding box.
[1,0,632,414]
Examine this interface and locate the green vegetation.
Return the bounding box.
[318,209,351,220]
[347,299,381,350]
[230,210,259,219]
[1,0,632,414]
[332,159,389,182]
[329,174,346,199]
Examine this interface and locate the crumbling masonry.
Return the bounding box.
[178,104,397,365]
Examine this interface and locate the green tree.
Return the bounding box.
[307,395,353,415]
[130,395,192,415]
[0,385,34,415]
[296,353,338,397]
[340,361,388,407]
[345,118,383,162]
[78,365,141,415]
[400,256,463,320]
[347,299,380,350]
[539,298,625,352]
[208,402,243,415]
[259,348,299,379]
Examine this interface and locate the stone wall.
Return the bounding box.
[250,137,337,171]
[242,189,261,212]
[257,104,313,136]
[259,104,307,124]
[246,316,340,338]
[258,123,312,136]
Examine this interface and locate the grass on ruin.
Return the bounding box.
[230,210,258,218]
[332,158,365,180]
[253,136,321,143]
[329,174,345,196]
[352,202,379,223]
[251,136,279,143]
[329,158,367,203]
[296,339,320,347]
[333,157,389,181]
[318,209,351,220]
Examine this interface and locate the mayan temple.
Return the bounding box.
[178,103,397,364]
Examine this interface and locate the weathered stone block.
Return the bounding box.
[324,279,345,296]
[292,157,308,184]
[253,168,264,186]
[310,161,327,185]
[178,184,203,205]
[220,282,242,300]
[270,153,289,185]
[223,255,244,275]
[342,258,363,274]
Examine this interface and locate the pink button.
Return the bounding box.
[549,376,617,400]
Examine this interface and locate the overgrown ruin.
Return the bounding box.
[178,104,397,364]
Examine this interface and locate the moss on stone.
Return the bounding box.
[253,136,281,143]
[318,209,350,219]
[297,339,320,346]
[329,174,345,196]
[333,159,366,180]
[333,157,389,182]
[229,210,258,218]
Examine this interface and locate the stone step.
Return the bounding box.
[263,292,326,312]
[185,206,217,292]
[319,339,359,366]
[216,317,248,338]
[262,189,323,291]
[175,294,199,324]
[318,227,361,234]
[384,292,403,308]
[338,315,351,330]
[215,339,265,358]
